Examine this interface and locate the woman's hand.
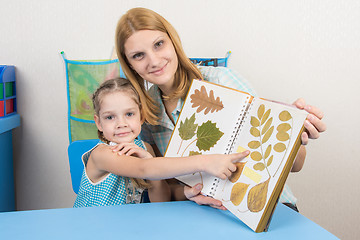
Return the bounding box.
[184,183,227,210]
[293,98,327,145]
[110,143,152,159]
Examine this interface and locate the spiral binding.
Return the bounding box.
[209,96,255,197]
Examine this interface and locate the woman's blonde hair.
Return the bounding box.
[92,77,151,189]
[115,7,203,124]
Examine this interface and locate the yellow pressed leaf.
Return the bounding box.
[262,126,274,144]
[261,109,271,125]
[267,155,273,167]
[247,178,270,212]
[230,182,250,206]
[277,123,291,132]
[250,117,260,127]
[250,127,260,137]
[248,141,261,149]
[276,132,290,141]
[264,144,272,159]
[250,151,262,161]
[274,143,286,152]
[229,162,247,183]
[279,110,292,121]
[257,104,265,119]
[253,162,265,171]
[261,117,273,135]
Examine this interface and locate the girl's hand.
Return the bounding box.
[293,98,327,145]
[184,183,227,210]
[110,143,152,159]
[204,151,250,180]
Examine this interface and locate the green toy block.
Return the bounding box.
[5,82,13,98]
[0,83,3,99]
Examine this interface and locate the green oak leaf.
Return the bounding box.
[196,120,224,151]
[178,113,198,140]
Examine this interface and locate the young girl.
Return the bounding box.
[73,78,249,207]
[113,7,326,210]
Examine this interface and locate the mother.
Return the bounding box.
[114,7,326,209]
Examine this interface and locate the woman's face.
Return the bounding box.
[124,30,178,94]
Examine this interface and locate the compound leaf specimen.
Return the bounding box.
[190,86,224,115]
[230,182,250,206]
[178,113,198,140]
[229,162,247,183]
[247,178,270,212]
[196,120,224,151]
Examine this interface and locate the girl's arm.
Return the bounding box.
[89,143,249,181]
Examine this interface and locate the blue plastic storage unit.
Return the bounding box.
[0,65,20,212]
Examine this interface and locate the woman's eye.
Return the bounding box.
[132,52,144,60]
[155,40,164,48]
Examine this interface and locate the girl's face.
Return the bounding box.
[94,91,142,144]
[124,30,178,94]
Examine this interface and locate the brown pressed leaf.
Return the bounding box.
[230,182,250,206]
[267,155,273,167]
[229,162,247,183]
[190,86,223,115]
[247,178,270,212]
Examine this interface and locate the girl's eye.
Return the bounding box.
[105,116,113,120]
[154,40,164,49]
[126,112,134,117]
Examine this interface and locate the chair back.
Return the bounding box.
[68,139,99,194]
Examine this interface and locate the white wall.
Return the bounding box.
[1,1,359,239]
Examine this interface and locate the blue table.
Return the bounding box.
[0,201,338,239]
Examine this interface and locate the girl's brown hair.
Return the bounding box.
[92,77,151,189]
[115,7,203,124]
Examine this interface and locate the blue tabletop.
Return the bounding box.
[0,201,338,240]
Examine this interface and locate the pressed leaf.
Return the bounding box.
[276,132,290,141]
[262,126,274,144]
[261,109,271,125]
[264,144,272,159]
[274,143,286,152]
[196,120,224,151]
[247,178,270,212]
[230,182,250,206]
[250,117,260,127]
[257,104,265,119]
[190,86,224,115]
[178,113,198,140]
[250,151,262,161]
[250,127,260,137]
[229,162,247,183]
[253,162,265,171]
[261,117,273,135]
[248,140,261,149]
[279,111,292,121]
[267,155,273,167]
[189,151,202,156]
[277,123,291,132]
